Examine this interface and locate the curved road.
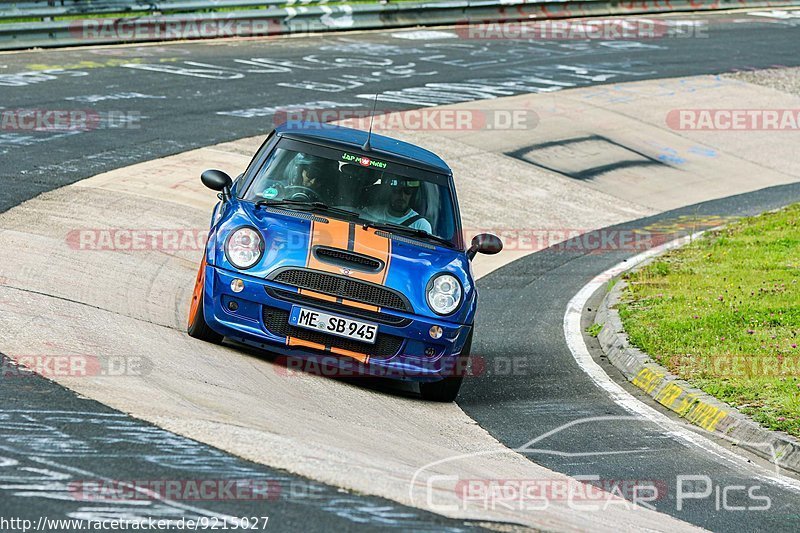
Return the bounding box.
[2,9,800,531]
[463,186,800,531]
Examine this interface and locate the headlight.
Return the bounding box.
[225,227,263,270]
[426,274,462,315]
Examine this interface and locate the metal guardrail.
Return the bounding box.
[0,0,799,50]
[0,0,296,21]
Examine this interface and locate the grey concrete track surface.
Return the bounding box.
[0,353,487,532]
[2,8,800,532]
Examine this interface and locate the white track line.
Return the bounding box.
[563,232,800,493]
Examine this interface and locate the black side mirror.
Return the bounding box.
[201,169,233,201]
[467,233,503,260]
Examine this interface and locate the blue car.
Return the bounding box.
[188,124,501,401]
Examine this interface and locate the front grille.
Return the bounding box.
[271,268,410,312]
[313,247,383,272]
[262,307,403,359]
[265,287,411,326]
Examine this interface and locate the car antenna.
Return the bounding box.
[362,93,379,152]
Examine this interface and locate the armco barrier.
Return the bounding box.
[0,0,799,50]
[0,0,290,21]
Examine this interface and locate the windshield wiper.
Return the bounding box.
[256,199,361,220]
[361,221,454,248]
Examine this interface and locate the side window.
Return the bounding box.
[231,172,243,196]
[238,131,277,197]
[248,148,295,199]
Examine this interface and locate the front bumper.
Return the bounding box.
[202,266,472,382]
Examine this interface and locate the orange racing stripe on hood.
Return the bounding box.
[306,218,348,274]
[305,219,392,287]
[351,225,392,285]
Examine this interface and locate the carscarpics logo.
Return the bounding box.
[342,152,387,169]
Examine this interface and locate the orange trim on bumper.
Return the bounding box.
[299,288,337,302]
[187,255,206,328]
[330,346,369,364]
[286,336,326,352]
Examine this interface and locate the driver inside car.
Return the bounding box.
[293,157,335,201]
[363,177,433,233]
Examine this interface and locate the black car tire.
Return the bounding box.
[419,331,472,402]
[188,294,224,344]
[187,261,224,344]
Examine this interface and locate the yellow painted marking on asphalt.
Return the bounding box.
[635,214,737,235]
[25,57,178,71]
[685,402,729,432]
[632,367,664,394]
[655,381,683,408]
[675,393,699,416]
[633,369,730,432]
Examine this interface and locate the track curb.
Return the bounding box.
[594,258,800,476]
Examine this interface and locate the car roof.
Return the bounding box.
[275,123,452,176]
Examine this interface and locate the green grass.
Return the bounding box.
[618,204,800,438]
[586,323,603,338]
[606,277,619,293]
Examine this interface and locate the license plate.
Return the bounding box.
[288,306,378,345]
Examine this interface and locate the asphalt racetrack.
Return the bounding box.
[2,9,800,532]
[462,184,800,532]
[2,11,800,213]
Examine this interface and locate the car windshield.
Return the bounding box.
[242,139,460,246]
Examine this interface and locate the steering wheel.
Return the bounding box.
[284,186,322,203]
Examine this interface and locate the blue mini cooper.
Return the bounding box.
[188,124,501,401]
